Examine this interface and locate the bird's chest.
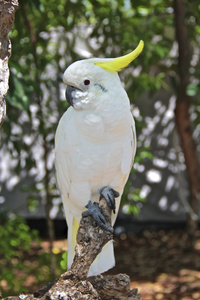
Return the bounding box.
[77,112,105,143]
[66,112,127,181]
[70,140,123,191]
[74,110,129,143]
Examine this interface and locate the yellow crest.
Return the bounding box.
[94,40,144,72]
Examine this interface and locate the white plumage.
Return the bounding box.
[55,46,142,276]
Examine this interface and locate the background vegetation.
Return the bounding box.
[0,0,200,298]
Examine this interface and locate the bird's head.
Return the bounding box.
[63,40,144,110]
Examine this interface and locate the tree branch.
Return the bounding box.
[3,198,144,299]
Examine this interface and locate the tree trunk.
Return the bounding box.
[0,0,18,127]
[2,197,143,300]
[174,0,200,233]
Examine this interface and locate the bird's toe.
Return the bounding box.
[82,200,112,232]
[100,186,120,214]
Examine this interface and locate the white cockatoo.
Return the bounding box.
[55,40,144,276]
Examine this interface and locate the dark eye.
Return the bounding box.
[84,79,90,86]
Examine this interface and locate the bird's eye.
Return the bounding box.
[84,79,90,86]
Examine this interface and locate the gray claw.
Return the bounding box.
[100,186,120,214]
[82,200,112,232]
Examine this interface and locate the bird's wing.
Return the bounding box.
[55,110,88,269]
[111,115,136,226]
[121,116,136,179]
[55,109,74,223]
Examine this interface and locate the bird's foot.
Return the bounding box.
[82,200,112,232]
[100,186,120,214]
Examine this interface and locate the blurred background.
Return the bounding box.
[0,0,200,299]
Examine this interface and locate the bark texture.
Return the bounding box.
[174,0,200,231]
[3,198,143,300]
[0,0,18,127]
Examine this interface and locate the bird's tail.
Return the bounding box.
[88,239,115,277]
[67,215,79,270]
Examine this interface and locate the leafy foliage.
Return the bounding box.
[0,214,37,258]
[0,213,40,294]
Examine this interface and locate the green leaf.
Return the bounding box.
[186,83,200,96]
[60,252,68,270]
[7,74,30,111]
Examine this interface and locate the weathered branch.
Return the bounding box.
[3,198,143,299]
[0,0,18,127]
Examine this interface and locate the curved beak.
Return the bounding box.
[65,85,83,106]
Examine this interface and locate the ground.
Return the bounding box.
[1,229,200,300]
[112,229,200,300]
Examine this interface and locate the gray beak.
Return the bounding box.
[66,85,82,107]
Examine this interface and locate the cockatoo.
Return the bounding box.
[55,40,144,276]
